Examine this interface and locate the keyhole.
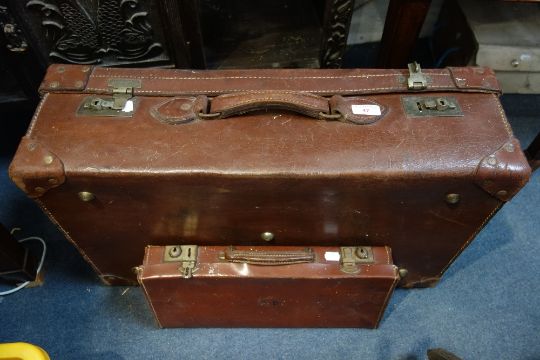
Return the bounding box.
[169,246,181,258]
[187,247,192,258]
[416,102,423,112]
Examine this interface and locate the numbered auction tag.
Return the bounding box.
[324,251,341,261]
[351,104,381,116]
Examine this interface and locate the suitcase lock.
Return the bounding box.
[163,245,198,278]
[77,79,141,117]
[340,246,374,274]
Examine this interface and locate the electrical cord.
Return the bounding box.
[0,236,47,296]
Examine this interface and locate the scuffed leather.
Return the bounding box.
[448,67,501,93]
[9,137,66,198]
[40,64,92,95]
[150,96,208,124]
[139,245,398,328]
[208,92,330,119]
[329,95,387,125]
[41,65,501,97]
[11,64,531,289]
[475,138,532,201]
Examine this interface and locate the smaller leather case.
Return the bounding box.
[138,245,399,328]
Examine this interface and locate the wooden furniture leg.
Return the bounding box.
[377,0,432,68]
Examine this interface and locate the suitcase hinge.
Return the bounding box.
[407,62,428,90]
[339,246,374,274]
[163,245,198,278]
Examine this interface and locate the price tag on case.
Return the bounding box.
[351,104,381,116]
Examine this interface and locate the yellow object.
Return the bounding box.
[0,342,50,360]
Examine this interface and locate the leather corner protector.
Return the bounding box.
[150,96,208,124]
[475,138,532,201]
[39,64,92,95]
[9,137,66,198]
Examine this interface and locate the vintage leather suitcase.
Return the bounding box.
[138,245,398,328]
[9,64,531,287]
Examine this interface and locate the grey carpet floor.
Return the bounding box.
[0,95,539,360]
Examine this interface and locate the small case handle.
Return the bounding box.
[222,247,315,266]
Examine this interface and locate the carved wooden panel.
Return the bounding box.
[320,0,354,68]
[24,0,173,67]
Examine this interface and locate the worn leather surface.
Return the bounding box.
[40,64,502,97]
[139,245,398,328]
[10,65,531,287]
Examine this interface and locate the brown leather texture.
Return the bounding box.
[10,64,531,287]
[138,245,398,328]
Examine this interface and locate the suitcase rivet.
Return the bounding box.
[34,187,45,194]
[445,193,460,204]
[180,103,192,111]
[261,232,275,241]
[78,191,95,202]
[398,268,409,278]
[49,81,59,89]
[48,178,58,185]
[496,190,508,198]
[75,80,84,88]
[504,143,515,153]
[43,155,54,165]
[57,66,65,73]
[487,156,497,166]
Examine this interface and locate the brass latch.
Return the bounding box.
[163,245,198,278]
[407,62,428,90]
[340,246,374,274]
[77,78,141,117]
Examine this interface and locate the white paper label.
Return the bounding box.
[324,251,341,261]
[122,100,134,113]
[351,104,381,116]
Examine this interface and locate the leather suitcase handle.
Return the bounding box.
[201,92,341,121]
[222,247,315,266]
[152,93,386,125]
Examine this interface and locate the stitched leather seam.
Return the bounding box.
[139,276,163,328]
[86,86,487,94]
[27,93,49,135]
[375,271,399,327]
[91,72,452,80]
[217,92,325,100]
[448,67,498,91]
[384,246,391,265]
[437,204,502,278]
[492,94,513,137]
[35,198,104,278]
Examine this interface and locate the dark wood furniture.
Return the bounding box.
[2,0,354,70]
[377,0,540,68]
[377,0,432,68]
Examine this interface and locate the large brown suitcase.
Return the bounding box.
[138,245,399,328]
[9,64,531,287]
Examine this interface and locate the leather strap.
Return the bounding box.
[223,247,315,266]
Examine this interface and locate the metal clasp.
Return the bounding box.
[340,246,374,274]
[407,62,427,91]
[163,245,198,279]
[77,78,141,117]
